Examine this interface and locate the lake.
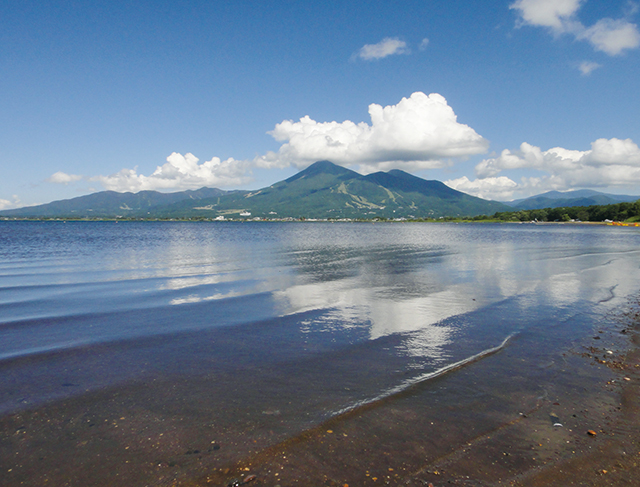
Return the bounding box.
[1,221,639,486]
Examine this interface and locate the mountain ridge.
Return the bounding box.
[0,161,510,219]
[507,189,639,210]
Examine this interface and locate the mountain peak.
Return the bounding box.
[0,160,511,219]
[285,160,359,183]
[364,169,460,199]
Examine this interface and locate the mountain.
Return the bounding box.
[0,187,230,218]
[0,161,510,219]
[124,161,510,219]
[507,189,639,210]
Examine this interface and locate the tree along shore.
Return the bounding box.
[458,199,640,223]
[2,199,639,224]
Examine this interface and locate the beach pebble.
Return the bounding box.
[587,430,597,436]
[226,476,257,487]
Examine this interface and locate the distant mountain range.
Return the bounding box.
[506,189,639,210]
[0,161,509,219]
[0,187,230,219]
[3,162,636,220]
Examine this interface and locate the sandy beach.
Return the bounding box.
[2,298,638,487]
[183,299,640,487]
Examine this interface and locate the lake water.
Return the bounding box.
[1,221,640,485]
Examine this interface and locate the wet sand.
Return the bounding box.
[186,303,640,487]
[2,303,639,487]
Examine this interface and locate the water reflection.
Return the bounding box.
[2,222,640,353]
[2,222,640,418]
[268,224,640,363]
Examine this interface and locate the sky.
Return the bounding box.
[1,0,640,209]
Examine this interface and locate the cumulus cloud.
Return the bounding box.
[0,195,21,210]
[91,153,253,193]
[474,143,588,178]
[584,137,640,165]
[453,138,640,200]
[510,0,583,31]
[578,60,601,75]
[419,38,430,50]
[510,0,640,55]
[445,176,518,201]
[45,92,487,194]
[356,37,409,60]
[256,92,489,174]
[579,18,640,55]
[47,171,83,184]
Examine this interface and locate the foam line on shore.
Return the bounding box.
[330,333,516,418]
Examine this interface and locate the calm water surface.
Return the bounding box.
[1,221,640,482]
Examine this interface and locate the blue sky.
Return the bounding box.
[1,0,639,209]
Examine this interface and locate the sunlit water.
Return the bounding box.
[1,221,639,428]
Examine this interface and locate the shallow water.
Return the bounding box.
[1,221,639,484]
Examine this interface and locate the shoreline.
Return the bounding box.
[0,218,637,226]
[1,304,639,487]
[187,299,640,487]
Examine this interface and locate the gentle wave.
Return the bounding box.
[330,333,515,418]
[0,290,278,363]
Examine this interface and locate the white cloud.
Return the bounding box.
[419,38,430,50]
[0,195,21,210]
[0,198,14,210]
[474,143,588,178]
[511,0,640,56]
[626,1,640,16]
[356,37,409,60]
[578,60,601,75]
[579,18,640,55]
[445,176,518,200]
[47,171,83,184]
[584,137,640,165]
[256,92,489,174]
[91,153,253,193]
[50,92,487,195]
[458,138,640,200]
[510,0,583,31]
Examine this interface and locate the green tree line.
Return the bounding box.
[476,200,640,223]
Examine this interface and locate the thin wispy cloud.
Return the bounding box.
[578,60,601,75]
[355,37,409,60]
[510,0,640,55]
